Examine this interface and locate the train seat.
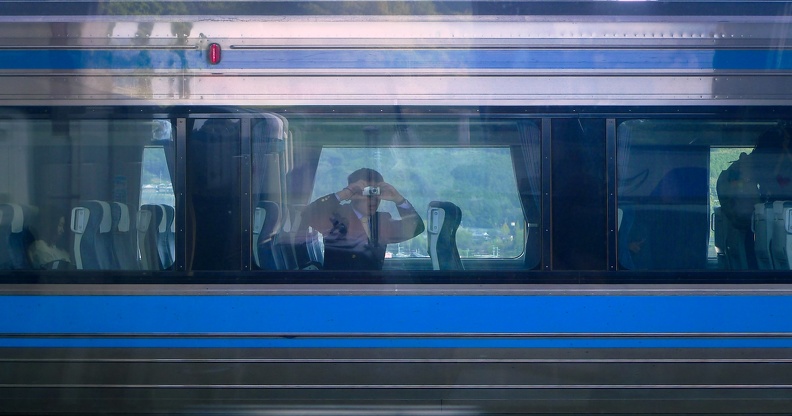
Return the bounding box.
[161,204,175,269]
[631,167,709,270]
[710,204,752,270]
[289,230,323,270]
[71,201,114,270]
[271,206,323,270]
[770,200,792,270]
[753,202,776,270]
[273,229,323,270]
[137,204,170,270]
[0,203,35,270]
[253,201,282,270]
[617,205,637,269]
[712,207,727,268]
[427,201,463,270]
[712,206,751,270]
[110,202,137,270]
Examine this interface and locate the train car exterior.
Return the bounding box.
[2,1,792,415]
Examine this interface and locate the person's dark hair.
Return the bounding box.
[348,168,383,185]
[753,128,790,155]
[34,205,68,246]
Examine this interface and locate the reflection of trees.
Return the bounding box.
[88,1,468,17]
[95,2,185,15]
[300,1,444,15]
[171,22,193,98]
[89,2,196,99]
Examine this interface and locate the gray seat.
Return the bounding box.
[753,202,775,270]
[427,201,463,270]
[771,200,792,270]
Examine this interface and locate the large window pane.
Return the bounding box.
[0,115,175,271]
[252,111,541,272]
[617,119,790,271]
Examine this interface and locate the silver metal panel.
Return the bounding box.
[0,17,789,106]
[3,74,792,106]
[0,18,790,47]
[2,347,792,414]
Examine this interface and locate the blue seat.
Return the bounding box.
[427,201,463,270]
[110,202,137,270]
[626,167,709,270]
[0,203,35,270]
[253,201,282,270]
[137,204,172,270]
[70,201,113,270]
[272,205,323,270]
[753,202,775,270]
[161,204,175,269]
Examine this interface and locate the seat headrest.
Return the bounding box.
[71,206,90,234]
[82,200,112,233]
[428,201,462,233]
[0,203,32,233]
[111,202,130,232]
[136,209,152,233]
[7,203,24,233]
[254,207,267,233]
[159,205,173,233]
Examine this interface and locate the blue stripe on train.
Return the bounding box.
[0,49,790,70]
[1,295,791,348]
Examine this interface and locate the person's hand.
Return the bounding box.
[339,180,368,200]
[377,182,405,204]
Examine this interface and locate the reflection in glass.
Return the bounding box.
[0,116,175,271]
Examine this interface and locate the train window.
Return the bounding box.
[252,111,541,272]
[617,119,788,271]
[0,115,175,271]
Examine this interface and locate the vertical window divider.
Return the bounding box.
[606,118,618,271]
[541,118,552,271]
[174,117,187,272]
[240,117,252,271]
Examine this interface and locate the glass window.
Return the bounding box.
[311,147,525,261]
[0,114,175,271]
[252,111,541,272]
[617,119,789,271]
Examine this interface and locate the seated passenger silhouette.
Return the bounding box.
[718,127,792,229]
[300,168,425,270]
[717,127,792,268]
[28,207,71,269]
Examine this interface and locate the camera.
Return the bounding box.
[362,186,380,196]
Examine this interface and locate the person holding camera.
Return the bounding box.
[300,167,425,270]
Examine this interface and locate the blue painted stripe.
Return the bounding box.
[3,337,792,349]
[0,49,791,71]
[0,50,206,70]
[1,295,792,348]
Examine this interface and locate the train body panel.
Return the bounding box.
[3,1,792,414]
[0,17,791,105]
